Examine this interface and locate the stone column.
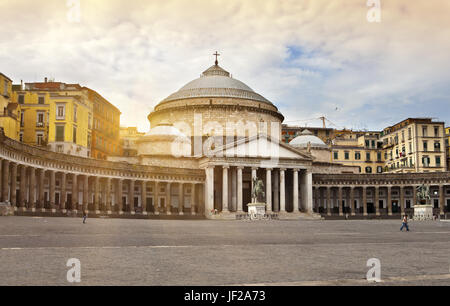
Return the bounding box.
[191,183,196,215]
[179,182,184,215]
[222,166,229,213]
[374,186,380,216]
[399,185,405,215]
[231,167,237,211]
[305,170,313,213]
[293,169,299,213]
[362,186,368,216]
[387,186,392,216]
[117,179,123,214]
[413,185,418,207]
[38,169,45,211]
[279,168,286,213]
[129,179,135,214]
[94,177,100,213]
[60,172,66,212]
[10,163,17,208]
[49,171,56,212]
[2,159,10,202]
[105,178,112,214]
[273,170,279,212]
[166,182,171,215]
[237,166,243,213]
[154,181,160,215]
[266,168,272,212]
[19,165,26,210]
[338,186,343,216]
[326,187,331,216]
[251,167,257,197]
[439,185,445,215]
[29,167,36,211]
[349,187,355,216]
[71,174,78,212]
[82,175,89,212]
[141,181,147,215]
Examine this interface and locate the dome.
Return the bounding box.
[290,129,328,149]
[160,64,271,104]
[144,122,189,139]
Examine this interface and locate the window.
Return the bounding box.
[333,152,338,160]
[355,152,361,160]
[19,133,23,142]
[434,141,440,152]
[436,156,441,166]
[38,96,45,104]
[423,141,428,151]
[56,145,64,153]
[422,156,430,167]
[365,167,372,173]
[377,152,382,161]
[37,112,44,126]
[73,126,77,143]
[20,111,24,127]
[88,113,92,129]
[344,152,349,160]
[55,125,65,142]
[377,166,383,173]
[434,127,439,137]
[36,133,44,145]
[73,105,77,122]
[56,104,65,119]
[366,152,371,161]
[422,126,428,137]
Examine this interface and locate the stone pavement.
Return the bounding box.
[0,216,449,286]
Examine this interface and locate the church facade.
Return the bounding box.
[1,60,449,219]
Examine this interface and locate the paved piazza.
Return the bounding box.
[1,216,450,286]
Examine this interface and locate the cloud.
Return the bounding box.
[0,0,449,131]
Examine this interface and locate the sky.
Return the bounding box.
[0,0,449,132]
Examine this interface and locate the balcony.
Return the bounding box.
[36,122,45,128]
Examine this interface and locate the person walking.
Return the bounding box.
[82,210,87,224]
[400,214,409,231]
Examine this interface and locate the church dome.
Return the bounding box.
[144,122,189,139]
[160,64,271,104]
[290,129,328,149]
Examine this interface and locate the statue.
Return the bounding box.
[251,177,265,203]
[416,184,431,204]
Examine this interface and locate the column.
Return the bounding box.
[19,165,26,210]
[82,175,89,212]
[293,169,299,213]
[273,170,279,212]
[222,166,229,213]
[93,177,100,213]
[141,181,147,214]
[29,167,36,210]
[129,179,135,214]
[326,187,331,216]
[105,178,112,213]
[362,186,368,216]
[179,182,184,215]
[413,185,418,207]
[237,166,243,212]
[60,172,66,212]
[266,168,272,212]
[117,179,123,214]
[338,186,343,216]
[154,181,160,215]
[10,163,17,207]
[191,183,196,215]
[251,167,257,199]
[305,170,313,213]
[279,168,286,213]
[71,174,78,212]
[2,159,10,202]
[439,185,445,215]
[387,186,392,216]
[50,171,56,211]
[231,167,237,211]
[38,169,45,210]
[349,187,355,216]
[166,182,171,215]
[399,185,405,215]
[374,186,380,216]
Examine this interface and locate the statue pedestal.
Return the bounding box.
[0,202,14,216]
[247,203,266,220]
[414,204,434,221]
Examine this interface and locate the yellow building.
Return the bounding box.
[380,118,447,173]
[282,124,334,145]
[331,130,385,173]
[0,73,20,140]
[120,127,145,157]
[13,80,93,157]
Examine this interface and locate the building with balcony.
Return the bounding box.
[282,124,334,145]
[0,72,20,140]
[380,118,447,173]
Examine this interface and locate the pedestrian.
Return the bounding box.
[82,210,87,224]
[400,214,409,232]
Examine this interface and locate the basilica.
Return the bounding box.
[0,59,449,219]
